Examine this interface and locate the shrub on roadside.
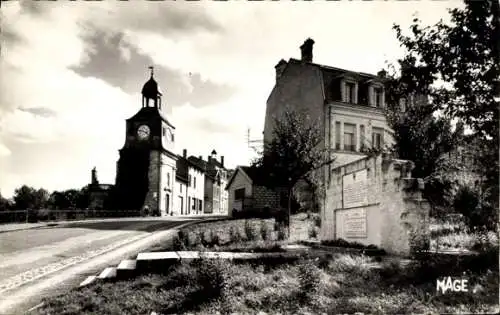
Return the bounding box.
[196,258,232,301]
[260,221,270,241]
[229,226,242,243]
[172,232,186,251]
[245,220,258,241]
[308,226,318,239]
[297,259,321,303]
[210,229,221,247]
[277,223,288,241]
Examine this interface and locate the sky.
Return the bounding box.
[0,0,461,198]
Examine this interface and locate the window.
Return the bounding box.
[372,127,384,149]
[360,125,365,151]
[171,133,174,142]
[192,197,196,210]
[188,198,191,212]
[345,82,356,103]
[335,122,341,150]
[194,177,196,188]
[374,88,383,108]
[234,188,245,200]
[167,173,170,187]
[343,123,356,151]
[179,196,183,213]
[188,175,192,187]
[162,127,166,137]
[199,200,203,211]
[180,184,183,193]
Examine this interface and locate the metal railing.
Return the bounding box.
[0,209,143,224]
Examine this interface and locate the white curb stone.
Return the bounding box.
[97,267,116,279]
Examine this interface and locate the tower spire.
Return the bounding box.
[148,66,154,78]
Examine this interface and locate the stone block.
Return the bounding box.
[116,259,137,279]
[79,275,97,287]
[136,252,180,272]
[97,267,117,280]
[177,251,201,262]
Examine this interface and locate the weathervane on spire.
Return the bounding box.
[148,66,154,78]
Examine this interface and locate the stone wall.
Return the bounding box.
[321,153,431,256]
[253,186,284,210]
[143,151,161,212]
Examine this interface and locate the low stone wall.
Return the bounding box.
[321,153,430,257]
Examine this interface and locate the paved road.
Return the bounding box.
[0,216,221,314]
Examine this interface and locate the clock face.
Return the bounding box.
[137,125,150,140]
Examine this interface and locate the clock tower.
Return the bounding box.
[114,67,177,215]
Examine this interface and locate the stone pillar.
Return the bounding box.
[340,121,344,150]
[354,83,358,104]
[355,124,360,152]
[330,120,336,150]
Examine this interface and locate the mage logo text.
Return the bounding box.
[436,277,469,294]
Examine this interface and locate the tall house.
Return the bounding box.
[114,67,177,215]
[265,38,395,173]
[188,150,229,215]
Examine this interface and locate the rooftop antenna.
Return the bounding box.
[246,127,263,152]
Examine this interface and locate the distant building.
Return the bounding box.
[188,151,229,215]
[88,67,229,215]
[87,167,113,210]
[265,38,395,171]
[226,166,287,217]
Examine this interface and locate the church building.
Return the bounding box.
[90,67,229,216]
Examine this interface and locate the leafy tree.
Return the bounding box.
[13,185,49,210]
[386,0,499,229]
[48,189,87,210]
[253,107,335,234]
[0,191,12,211]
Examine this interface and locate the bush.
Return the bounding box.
[210,230,221,247]
[277,223,288,241]
[297,259,321,302]
[260,221,270,241]
[308,226,318,239]
[229,226,242,243]
[196,258,231,301]
[172,232,186,251]
[313,214,321,228]
[245,220,258,241]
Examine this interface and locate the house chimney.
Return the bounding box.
[183,149,187,158]
[377,69,387,78]
[300,38,314,63]
[275,59,287,82]
[220,156,224,167]
[199,155,202,160]
[207,155,211,163]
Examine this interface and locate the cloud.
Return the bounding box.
[71,30,237,108]
[18,107,57,118]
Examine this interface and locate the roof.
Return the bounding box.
[126,107,175,129]
[225,165,268,190]
[271,58,385,105]
[187,156,226,180]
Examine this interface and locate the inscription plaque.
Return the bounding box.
[342,169,368,208]
[344,208,367,238]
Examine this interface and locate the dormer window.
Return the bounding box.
[345,82,355,103]
[342,78,358,104]
[369,83,385,108]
